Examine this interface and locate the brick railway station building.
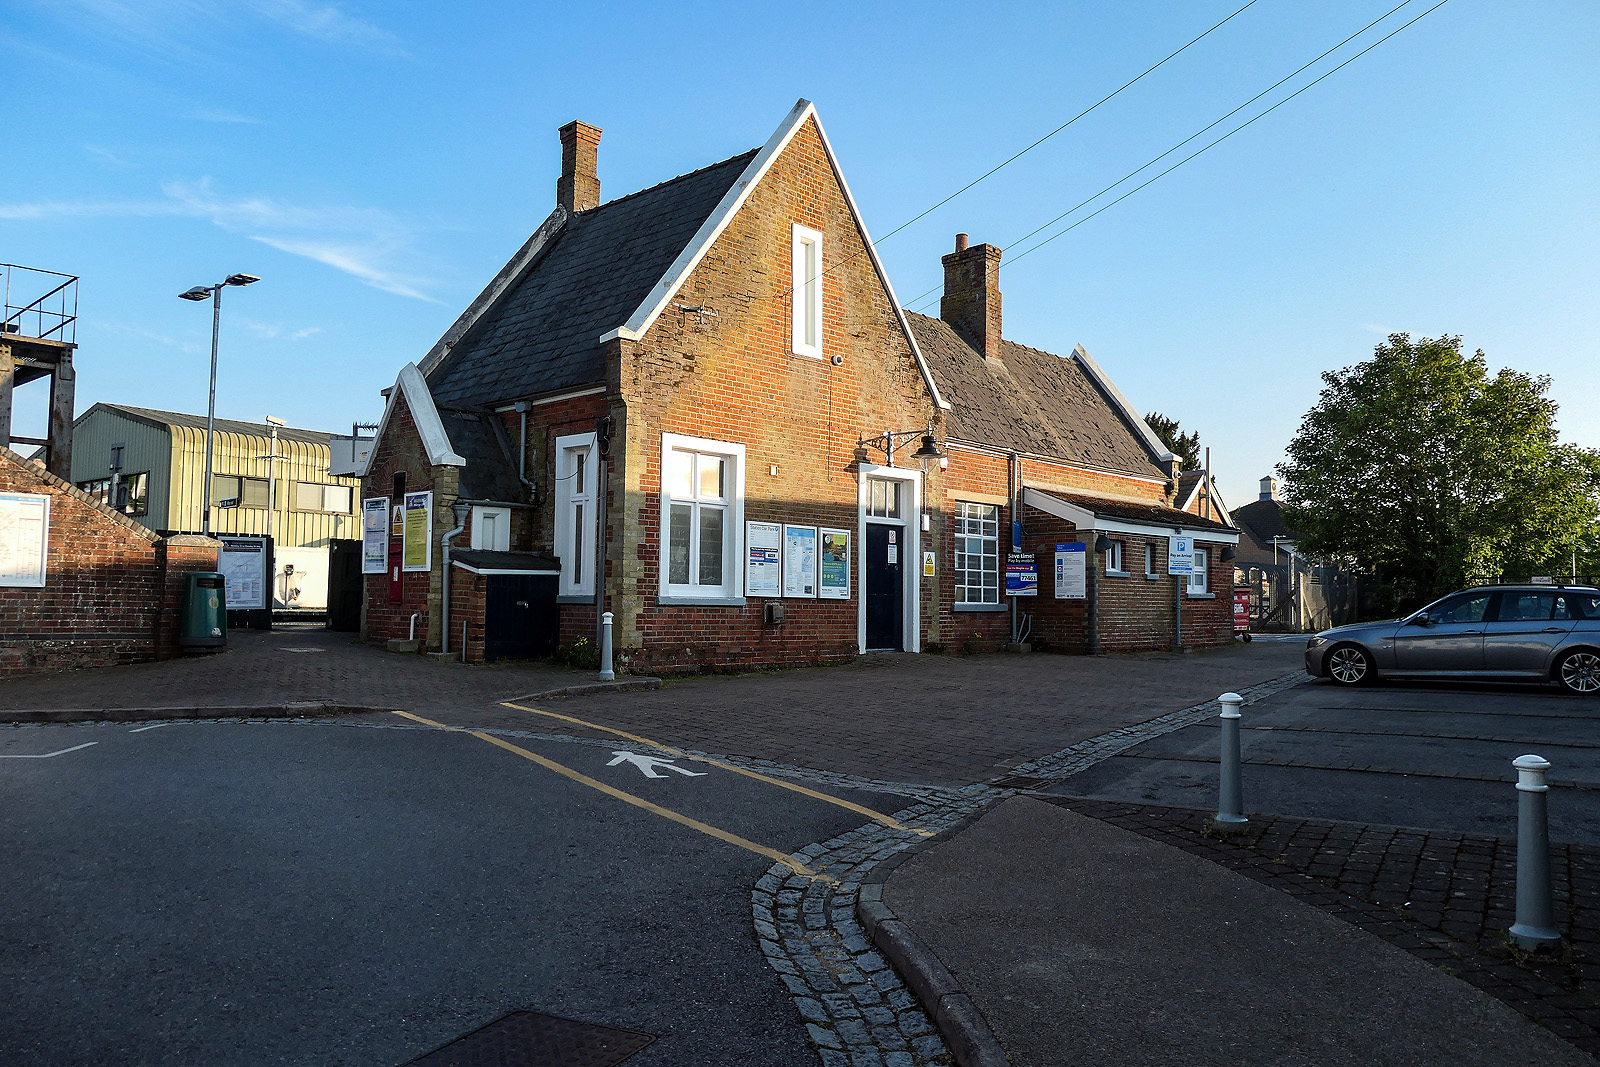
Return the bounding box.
[359,100,1238,671]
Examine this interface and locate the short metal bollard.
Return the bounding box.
[1210,692,1248,832]
[1509,754,1561,952]
[598,611,616,682]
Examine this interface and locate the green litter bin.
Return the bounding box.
[180,572,228,648]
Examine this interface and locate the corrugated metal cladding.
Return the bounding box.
[68,407,175,525]
[167,424,360,546]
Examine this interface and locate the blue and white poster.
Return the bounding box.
[1055,542,1086,599]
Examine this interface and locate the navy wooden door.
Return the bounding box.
[865,524,903,651]
[485,574,559,661]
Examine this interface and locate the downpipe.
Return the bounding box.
[440,515,467,655]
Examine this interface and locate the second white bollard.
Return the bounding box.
[1214,692,1247,827]
[598,611,616,682]
[1509,753,1561,952]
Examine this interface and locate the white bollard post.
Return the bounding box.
[1509,754,1561,952]
[598,611,615,682]
[1211,692,1247,831]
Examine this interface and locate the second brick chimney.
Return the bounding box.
[557,120,602,214]
[940,233,1003,362]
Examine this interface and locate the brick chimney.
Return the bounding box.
[557,120,602,214]
[940,233,1003,362]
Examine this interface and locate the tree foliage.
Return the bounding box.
[1145,411,1202,472]
[1278,334,1600,609]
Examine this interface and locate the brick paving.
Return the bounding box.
[1047,798,1600,1058]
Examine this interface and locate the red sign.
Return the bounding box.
[1232,587,1251,632]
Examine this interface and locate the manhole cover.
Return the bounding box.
[279,647,328,654]
[403,1010,656,1067]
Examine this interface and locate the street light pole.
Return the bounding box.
[180,274,258,535]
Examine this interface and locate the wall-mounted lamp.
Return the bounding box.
[1094,533,1114,553]
[857,424,944,467]
[1221,546,1237,562]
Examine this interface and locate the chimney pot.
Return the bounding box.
[557,120,603,214]
[940,238,1003,362]
[954,233,968,252]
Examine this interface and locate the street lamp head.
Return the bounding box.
[265,415,286,427]
[179,286,212,301]
[224,273,260,287]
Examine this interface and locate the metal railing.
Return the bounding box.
[1,263,78,344]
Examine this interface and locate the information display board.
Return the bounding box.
[1054,542,1086,599]
[217,536,269,609]
[1167,534,1195,576]
[402,492,432,572]
[361,498,389,575]
[745,520,782,597]
[783,524,818,598]
[819,527,851,599]
[0,492,49,588]
[1005,551,1038,597]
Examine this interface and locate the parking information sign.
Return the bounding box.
[1167,535,1195,576]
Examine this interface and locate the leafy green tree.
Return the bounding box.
[1278,333,1600,609]
[1145,411,1202,472]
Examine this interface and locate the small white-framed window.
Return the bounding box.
[661,433,745,604]
[1143,542,1158,578]
[954,502,1000,607]
[791,223,824,359]
[1104,539,1125,575]
[1188,547,1210,594]
[866,478,903,519]
[555,432,596,596]
[470,506,511,552]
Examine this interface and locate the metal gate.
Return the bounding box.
[484,573,559,661]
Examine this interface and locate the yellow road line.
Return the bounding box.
[500,701,934,838]
[390,710,834,883]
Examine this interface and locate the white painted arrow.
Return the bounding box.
[606,750,707,779]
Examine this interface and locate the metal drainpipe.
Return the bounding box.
[440,514,467,654]
[1008,451,1019,643]
[515,402,536,501]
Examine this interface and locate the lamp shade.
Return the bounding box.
[1094,534,1114,553]
[912,434,943,460]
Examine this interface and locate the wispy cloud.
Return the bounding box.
[249,0,408,58]
[188,107,261,125]
[0,178,440,302]
[239,319,324,341]
[39,0,408,61]
[83,144,135,169]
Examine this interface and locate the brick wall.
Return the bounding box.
[0,448,222,676]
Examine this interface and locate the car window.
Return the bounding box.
[1559,593,1600,620]
[1499,593,1556,622]
[1436,594,1491,624]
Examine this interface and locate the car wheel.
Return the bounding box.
[1556,649,1600,695]
[1326,643,1374,686]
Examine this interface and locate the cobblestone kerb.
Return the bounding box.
[1049,798,1600,1059]
[0,701,388,724]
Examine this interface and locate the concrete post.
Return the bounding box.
[598,611,615,682]
[1509,754,1561,952]
[1212,692,1247,830]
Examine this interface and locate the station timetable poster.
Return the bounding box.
[819,527,850,599]
[402,492,432,572]
[361,498,389,575]
[1054,542,1086,599]
[217,536,268,610]
[783,524,818,597]
[745,521,782,596]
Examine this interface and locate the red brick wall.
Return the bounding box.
[0,448,221,676]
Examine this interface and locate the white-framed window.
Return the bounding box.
[470,506,511,552]
[865,477,903,519]
[555,432,596,596]
[661,433,745,604]
[1143,542,1158,578]
[954,502,1000,607]
[791,223,824,359]
[293,482,353,513]
[1104,539,1125,575]
[213,475,269,509]
[1188,547,1210,594]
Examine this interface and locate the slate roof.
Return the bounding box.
[438,408,524,502]
[427,149,760,409]
[905,313,1166,479]
[1036,488,1236,534]
[100,404,333,445]
[1233,498,1297,546]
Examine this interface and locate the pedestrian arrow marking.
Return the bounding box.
[606,750,707,779]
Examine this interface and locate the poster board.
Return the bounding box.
[0,492,49,588]
[1167,534,1195,575]
[217,536,269,609]
[361,498,389,575]
[402,491,432,572]
[819,527,851,599]
[745,520,782,597]
[1054,542,1086,599]
[783,524,818,598]
[1005,552,1038,596]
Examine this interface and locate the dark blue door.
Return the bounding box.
[865,524,903,651]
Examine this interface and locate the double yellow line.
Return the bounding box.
[391,703,929,883]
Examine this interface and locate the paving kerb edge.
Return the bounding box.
[0,703,398,724]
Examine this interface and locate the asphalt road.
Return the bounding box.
[1051,677,1600,844]
[0,718,909,1066]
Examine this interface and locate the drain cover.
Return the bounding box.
[403,1010,656,1067]
[989,774,1051,790]
[280,647,328,654]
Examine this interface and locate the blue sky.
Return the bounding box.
[4,0,1596,510]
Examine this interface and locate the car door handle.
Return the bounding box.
[1463,630,1480,634]
[1543,627,1565,633]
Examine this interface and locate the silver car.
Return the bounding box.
[1304,584,1600,694]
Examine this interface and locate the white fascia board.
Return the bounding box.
[492,384,606,413]
[356,362,466,478]
[1023,487,1239,544]
[1071,344,1172,465]
[418,206,568,377]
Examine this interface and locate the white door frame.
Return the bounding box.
[856,463,921,654]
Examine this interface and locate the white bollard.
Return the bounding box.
[1509,754,1561,952]
[1212,692,1247,830]
[598,611,615,682]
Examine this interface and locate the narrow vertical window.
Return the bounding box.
[555,432,597,596]
[954,502,1000,607]
[1189,547,1209,594]
[791,223,824,359]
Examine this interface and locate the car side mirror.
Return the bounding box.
[1407,614,1434,627]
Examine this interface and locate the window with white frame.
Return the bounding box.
[661,434,744,602]
[954,502,1000,606]
[1104,539,1125,574]
[1143,542,1157,577]
[1188,546,1209,594]
[555,432,596,596]
[865,478,902,519]
[471,506,511,552]
[791,223,824,359]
